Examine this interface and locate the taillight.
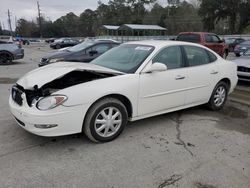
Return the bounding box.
[235,45,239,49]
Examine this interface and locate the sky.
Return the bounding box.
[0,0,168,31]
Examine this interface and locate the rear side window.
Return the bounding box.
[176,34,200,43]
[183,46,210,66]
[207,50,217,62]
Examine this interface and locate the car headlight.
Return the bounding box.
[36,95,67,110]
[49,58,64,63]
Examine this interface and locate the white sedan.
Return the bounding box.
[9,41,238,142]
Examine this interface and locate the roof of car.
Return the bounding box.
[178,32,216,35]
[125,40,206,48]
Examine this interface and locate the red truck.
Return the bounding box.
[176,32,229,58]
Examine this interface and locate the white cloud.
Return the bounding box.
[0,0,108,31]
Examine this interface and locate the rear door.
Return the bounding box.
[182,45,220,105]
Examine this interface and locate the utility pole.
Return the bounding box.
[7,9,13,36]
[15,16,17,30]
[37,1,42,38]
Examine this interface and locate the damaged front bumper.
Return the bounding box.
[9,95,90,137]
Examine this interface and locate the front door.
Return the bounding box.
[138,45,188,116]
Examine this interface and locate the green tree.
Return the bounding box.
[199,0,250,34]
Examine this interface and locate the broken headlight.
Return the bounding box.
[36,95,67,110]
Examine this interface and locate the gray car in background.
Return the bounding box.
[233,49,250,81]
[234,40,250,57]
[0,42,24,64]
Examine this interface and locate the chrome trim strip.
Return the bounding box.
[142,85,209,99]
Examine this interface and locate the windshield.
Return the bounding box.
[68,41,94,52]
[225,38,235,44]
[91,44,154,73]
[54,38,64,43]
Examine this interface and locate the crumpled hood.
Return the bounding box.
[17,62,124,89]
[233,57,250,68]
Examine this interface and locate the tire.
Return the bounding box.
[222,50,228,59]
[0,52,13,65]
[56,44,60,49]
[235,53,240,57]
[207,81,228,111]
[83,98,128,142]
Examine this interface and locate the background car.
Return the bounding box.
[45,38,56,43]
[234,40,250,56]
[10,41,237,142]
[0,43,24,64]
[225,38,245,52]
[176,32,229,58]
[49,38,79,49]
[0,35,14,43]
[39,40,120,66]
[233,49,250,81]
[21,39,30,45]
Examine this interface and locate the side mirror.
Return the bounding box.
[89,50,98,56]
[144,62,167,73]
[219,39,225,43]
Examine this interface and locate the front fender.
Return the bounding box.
[55,74,140,117]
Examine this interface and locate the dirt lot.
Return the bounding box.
[0,44,249,188]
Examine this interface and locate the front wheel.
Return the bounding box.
[83,98,128,142]
[0,52,12,65]
[208,82,228,110]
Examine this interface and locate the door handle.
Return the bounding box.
[175,75,185,80]
[210,70,218,74]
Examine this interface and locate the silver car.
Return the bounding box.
[0,42,24,64]
[233,49,250,81]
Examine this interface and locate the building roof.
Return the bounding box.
[101,25,120,30]
[119,24,167,31]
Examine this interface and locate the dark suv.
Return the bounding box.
[176,32,229,58]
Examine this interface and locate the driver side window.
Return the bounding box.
[152,46,183,69]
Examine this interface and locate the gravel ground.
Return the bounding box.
[0,43,249,188]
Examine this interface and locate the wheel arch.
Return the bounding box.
[0,50,14,59]
[218,78,231,91]
[83,93,133,128]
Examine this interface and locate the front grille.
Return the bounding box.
[238,75,250,80]
[14,117,25,126]
[12,86,23,106]
[238,66,250,73]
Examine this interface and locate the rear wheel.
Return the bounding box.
[83,98,128,142]
[208,81,228,110]
[0,52,13,65]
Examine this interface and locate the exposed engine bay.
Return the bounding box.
[13,70,118,106]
